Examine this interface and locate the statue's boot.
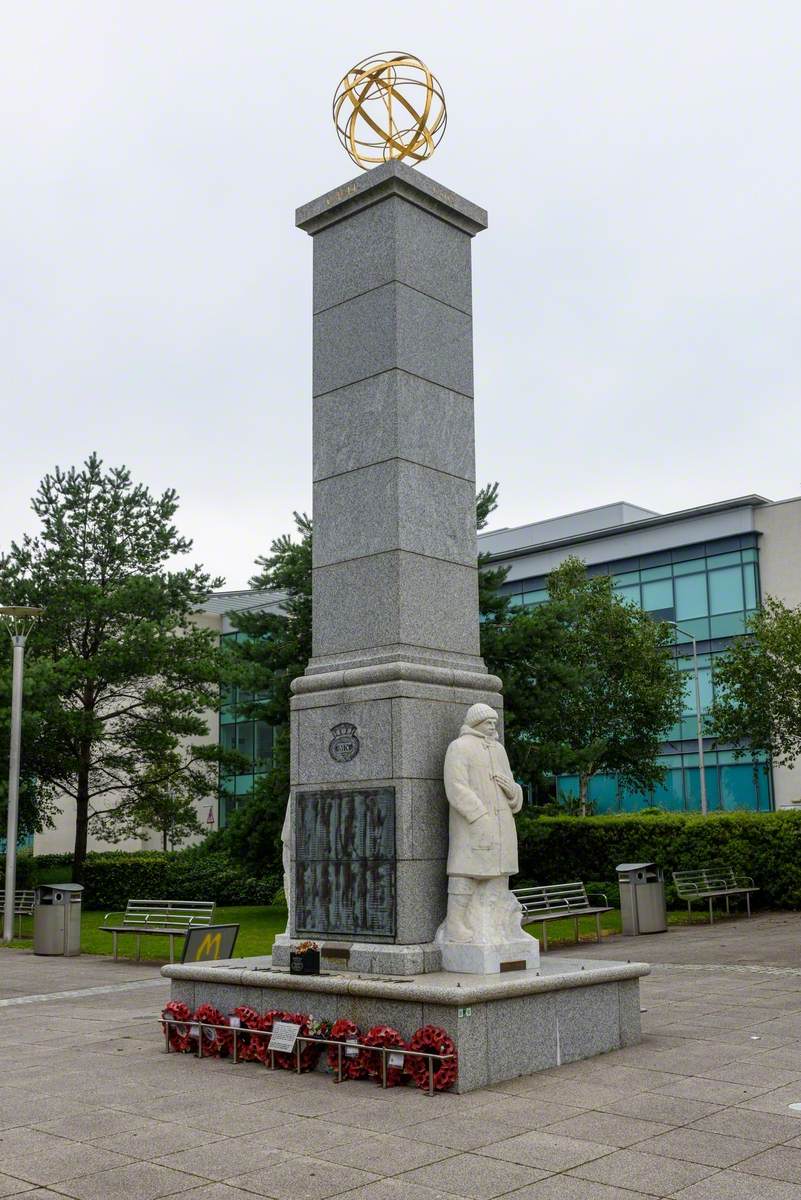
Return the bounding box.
[445,894,473,943]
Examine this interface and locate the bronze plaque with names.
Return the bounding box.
[293,787,396,938]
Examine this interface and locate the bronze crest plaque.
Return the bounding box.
[293,787,395,938]
[328,722,360,763]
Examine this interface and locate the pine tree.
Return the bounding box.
[0,454,224,877]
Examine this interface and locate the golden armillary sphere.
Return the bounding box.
[333,52,447,170]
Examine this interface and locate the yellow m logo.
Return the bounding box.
[194,932,222,961]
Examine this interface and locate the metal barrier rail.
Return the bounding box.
[161,1016,455,1096]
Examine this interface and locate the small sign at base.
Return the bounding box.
[268,1021,302,1054]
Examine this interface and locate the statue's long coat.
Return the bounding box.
[443,726,523,878]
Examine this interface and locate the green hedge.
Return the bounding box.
[2,850,280,911]
[10,810,801,914]
[517,810,801,909]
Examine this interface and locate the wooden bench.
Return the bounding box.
[101,899,215,962]
[513,882,612,951]
[0,889,35,938]
[672,868,758,924]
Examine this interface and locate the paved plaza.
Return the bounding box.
[3,916,801,1198]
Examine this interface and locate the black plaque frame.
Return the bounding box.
[293,787,396,939]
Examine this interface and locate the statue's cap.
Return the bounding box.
[464,702,498,727]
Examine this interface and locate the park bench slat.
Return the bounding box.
[0,889,35,936]
[101,899,215,962]
[512,881,612,951]
[672,867,758,924]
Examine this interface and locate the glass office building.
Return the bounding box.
[218,629,274,828]
[487,504,779,814]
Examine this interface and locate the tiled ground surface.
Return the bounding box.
[3,915,801,1197]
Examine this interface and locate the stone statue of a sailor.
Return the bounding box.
[436,703,539,973]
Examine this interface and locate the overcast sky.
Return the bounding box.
[3,2,800,588]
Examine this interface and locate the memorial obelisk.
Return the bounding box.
[279,54,503,974]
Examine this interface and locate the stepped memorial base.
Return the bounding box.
[162,954,649,1093]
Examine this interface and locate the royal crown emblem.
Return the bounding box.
[328,722,360,763]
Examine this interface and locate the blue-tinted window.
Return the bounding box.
[709,566,744,615]
[674,616,711,643]
[673,558,705,576]
[255,721,273,767]
[642,579,673,611]
[743,563,758,610]
[615,584,641,606]
[679,667,713,714]
[218,629,275,828]
[720,764,760,811]
[651,770,685,811]
[707,551,743,569]
[710,612,747,638]
[675,574,708,620]
[556,776,579,801]
[684,766,721,812]
[588,774,618,813]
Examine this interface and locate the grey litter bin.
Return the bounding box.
[33,883,84,956]
[617,862,667,936]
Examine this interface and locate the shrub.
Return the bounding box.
[4,849,281,911]
[516,809,801,909]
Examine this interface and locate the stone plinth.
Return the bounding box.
[290,162,502,965]
[163,956,649,1093]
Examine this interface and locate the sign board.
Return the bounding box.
[294,787,396,938]
[268,1021,301,1054]
[181,923,240,963]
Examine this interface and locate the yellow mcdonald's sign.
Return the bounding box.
[194,931,223,961]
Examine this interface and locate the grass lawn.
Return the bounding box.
[3,905,289,960]
[2,903,718,961]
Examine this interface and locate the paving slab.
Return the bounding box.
[322,1133,455,1176]
[539,1111,672,1147]
[88,1122,225,1160]
[7,917,801,1198]
[568,1147,717,1196]
[476,1130,617,1171]
[54,1162,201,1199]
[0,1173,35,1196]
[323,1180,460,1200]
[396,1150,547,1197]
[671,1170,801,1198]
[594,1092,723,1126]
[733,1145,801,1183]
[499,1178,654,1199]
[692,1107,801,1142]
[634,1126,773,1168]
[228,1154,381,1199]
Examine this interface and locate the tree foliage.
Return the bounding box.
[0,454,224,876]
[484,557,685,811]
[91,757,206,852]
[221,493,687,880]
[709,597,801,770]
[217,512,312,876]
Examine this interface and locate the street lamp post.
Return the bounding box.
[669,621,709,817]
[1,606,44,943]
